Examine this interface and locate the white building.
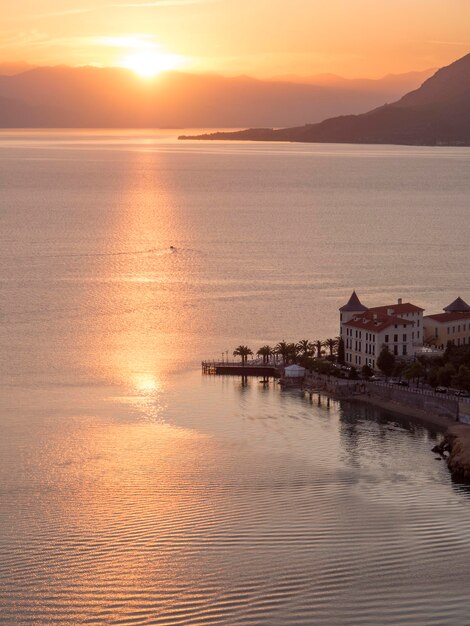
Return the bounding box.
[424,297,470,349]
[339,292,424,370]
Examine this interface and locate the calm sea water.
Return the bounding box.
[1,130,470,625]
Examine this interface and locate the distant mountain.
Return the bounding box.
[0,65,430,129]
[271,69,434,92]
[0,62,35,76]
[181,54,470,145]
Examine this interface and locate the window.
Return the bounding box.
[417,331,420,338]
[403,334,407,342]
[385,334,389,343]
[417,320,420,327]
[458,325,461,332]
[453,326,455,334]
[402,345,407,355]
[394,334,398,342]
[394,346,398,355]
[447,327,450,335]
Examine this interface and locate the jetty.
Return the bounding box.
[201,360,280,377]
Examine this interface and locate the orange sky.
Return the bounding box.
[2,0,470,77]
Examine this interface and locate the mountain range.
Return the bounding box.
[181,54,470,146]
[0,64,432,129]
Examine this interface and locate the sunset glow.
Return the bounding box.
[120,50,185,77]
[2,1,470,78]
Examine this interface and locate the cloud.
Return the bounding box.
[0,30,51,49]
[33,0,216,17]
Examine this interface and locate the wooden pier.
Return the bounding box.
[201,361,280,377]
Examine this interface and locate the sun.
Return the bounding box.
[120,50,184,78]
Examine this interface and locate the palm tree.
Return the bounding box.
[233,345,253,365]
[274,341,290,364]
[287,342,299,363]
[257,345,273,364]
[314,340,324,359]
[324,338,338,357]
[296,339,313,357]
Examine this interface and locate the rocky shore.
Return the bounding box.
[444,425,470,481]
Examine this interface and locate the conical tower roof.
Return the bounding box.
[340,291,367,312]
[443,297,470,313]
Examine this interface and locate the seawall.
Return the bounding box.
[304,373,470,479]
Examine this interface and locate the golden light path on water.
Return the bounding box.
[2,132,470,624]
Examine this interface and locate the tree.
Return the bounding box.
[349,366,358,380]
[324,338,338,357]
[287,342,299,363]
[404,361,425,387]
[296,339,313,358]
[437,363,456,387]
[256,345,273,364]
[392,359,407,381]
[377,346,395,378]
[274,341,291,364]
[337,336,345,365]
[361,364,373,379]
[314,340,323,359]
[452,365,470,391]
[233,345,253,365]
[312,359,337,376]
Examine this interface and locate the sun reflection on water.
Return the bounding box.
[83,150,196,420]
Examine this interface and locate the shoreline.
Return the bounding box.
[338,387,470,481]
[344,391,455,431]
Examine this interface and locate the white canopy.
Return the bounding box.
[284,364,306,378]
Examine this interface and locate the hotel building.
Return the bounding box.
[424,297,470,349]
[339,292,424,370]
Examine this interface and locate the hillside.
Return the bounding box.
[181,54,470,146]
[0,65,430,129]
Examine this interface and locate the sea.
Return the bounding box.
[1,130,470,625]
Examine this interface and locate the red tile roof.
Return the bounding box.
[425,312,470,323]
[367,302,424,315]
[345,313,414,332]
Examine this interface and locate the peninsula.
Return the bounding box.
[180,53,470,146]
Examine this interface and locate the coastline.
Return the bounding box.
[300,374,470,479]
[344,391,455,430]
[340,387,470,481]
